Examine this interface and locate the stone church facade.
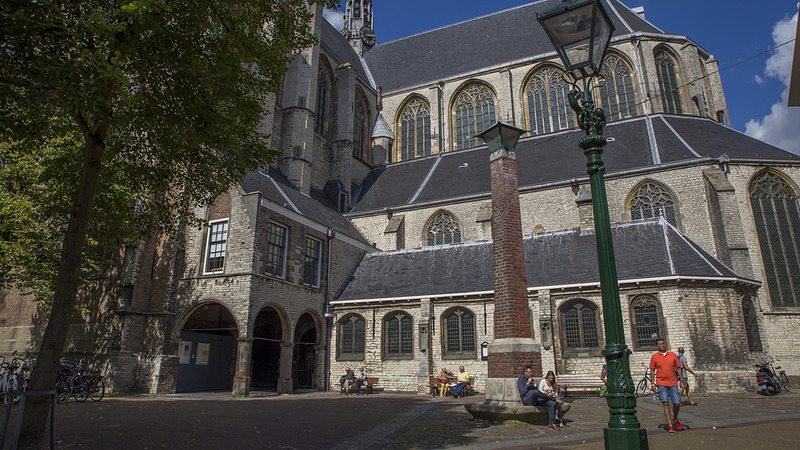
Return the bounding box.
[1,0,799,396]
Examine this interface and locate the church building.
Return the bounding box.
[1,0,798,396]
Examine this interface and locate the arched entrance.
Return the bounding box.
[251,307,283,389]
[293,313,318,389]
[176,302,238,392]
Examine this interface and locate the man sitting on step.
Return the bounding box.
[517,365,565,430]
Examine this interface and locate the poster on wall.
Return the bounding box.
[196,342,211,365]
[178,341,192,365]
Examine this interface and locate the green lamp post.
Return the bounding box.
[538,1,649,448]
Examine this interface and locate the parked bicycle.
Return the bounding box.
[755,361,790,395]
[0,350,34,406]
[635,362,654,397]
[56,358,105,403]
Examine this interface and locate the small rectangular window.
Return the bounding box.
[303,237,322,287]
[265,223,288,278]
[204,219,228,274]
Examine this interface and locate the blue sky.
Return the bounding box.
[324,1,800,155]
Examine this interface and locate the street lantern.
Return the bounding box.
[475,121,528,156]
[537,0,614,80]
[538,1,648,449]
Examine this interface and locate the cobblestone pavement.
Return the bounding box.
[6,389,798,449]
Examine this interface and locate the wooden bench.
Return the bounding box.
[340,376,380,394]
[428,376,475,396]
[556,376,604,397]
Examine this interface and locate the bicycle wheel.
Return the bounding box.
[780,372,790,392]
[56,377,73,404]
[90,378,105,402]
[636,378,649,397]
[774,377,782,394]
[2,377,16,407]
[73,378,90,403]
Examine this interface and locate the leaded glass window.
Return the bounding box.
[630,295,664,350]
[629,182,678,227]
[384,312,413,358]
[454,85,496,150]
[339,314,365,360]
[204,219,228,273]
[354,92,369,160]
[749,171,800,308]
[742,296,763,351]
[303,237,321,287]
[560,301,599,350]
[426,212,461,246]
[599,55,637,121]
[655,50,682,114]
[527,67,575,135]
[398,98,432,161]
[443,309,475,357]
[265,222,287,278]
[315,62,332,136]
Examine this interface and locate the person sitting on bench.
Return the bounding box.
[517,365,564,430]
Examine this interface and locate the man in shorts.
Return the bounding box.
[676,347,698,406]
[650,338,684,432]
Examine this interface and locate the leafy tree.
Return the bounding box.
[0,0,337,445]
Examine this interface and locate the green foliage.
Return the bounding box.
[0,0,338,301]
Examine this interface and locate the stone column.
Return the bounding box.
[232,338,253,397]
[277,342,294,394]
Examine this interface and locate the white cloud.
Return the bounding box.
[323,8,343,31]
[745,5,800,155]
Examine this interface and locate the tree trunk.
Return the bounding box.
[17,129,105,448]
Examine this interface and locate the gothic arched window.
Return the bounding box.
[454,85,496,150]
[338,314,365,360]
[742,296,763,351]
[315,59,333,136]
[599,54,637,121]
[749,170,800,308]
[426,212,461,246]
[383,311,413,359]
[398,98,431,161]
[527,67,575,135]
[655,50,682,114]
[442,308,476,358]
[629,294,665,350]
[353,90,370,161]
[629,182,678,227]
[559,300,600,355]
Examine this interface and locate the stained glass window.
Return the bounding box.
[749,171,800,308]
[599,55,637,121]
[384,312,413,358]
[427,212,461,246]
[454,85,496,150]
[630,295,663,350]
[655,50,682,114]
[339,314,365,359]
[354,92,369,160]
[560,301,599,349]
[630,182,678,227]
[527,67,575,135]
[398,98,432,161]
[444,309,475,356]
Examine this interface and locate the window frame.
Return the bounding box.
[628,294,666,352]
[396,97,432,162]
[353,89,370,162]
[452,84,497,151]
[441,307,477,359]
[526,66,576,136]
[558,299,603,358]
[303,236,322,288]
[597,53,638,121]
[337,313,366,361]
[628,181,680,228]
[654,49,683,114]
[265,222,289,279]
[425,211,462,246]
[382,311,414,360]
[203,218,229,275]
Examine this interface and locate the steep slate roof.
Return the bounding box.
[350,115,800,213]
[363,0,662,93]
[334,219,752,302]
[319,17,372,88]
[239,167,370,244]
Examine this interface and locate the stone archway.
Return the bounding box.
[251,306,284,391]
[176,302,239,393]
[293,313,319,389]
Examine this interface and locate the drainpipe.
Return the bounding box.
[323,228,336,391]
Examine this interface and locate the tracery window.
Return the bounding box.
[383,311,413,359]
[749,171,800,308]
[443,308,475,358]
[454,85,496,150]
[527,67,575,135]
[398,98,432,161]
[354,91,370,160]
[315,60,333,136]
[426,212,461,246]
[559,300,600,355]
[338,314,365,360]
[742,296,763,351]
[655,50,682,114]
[630,294,665,350]
[629,182,678,227]
[598,54,637,121]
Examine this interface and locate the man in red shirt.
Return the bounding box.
[650,338,684,433]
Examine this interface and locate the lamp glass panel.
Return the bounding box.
[501,128,524,150]
[591,8,613,74]
[479,127,502,152]
[542,3,595,70]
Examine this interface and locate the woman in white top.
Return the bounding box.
[539,370,565,426]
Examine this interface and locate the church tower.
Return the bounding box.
[340,0,376,56]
